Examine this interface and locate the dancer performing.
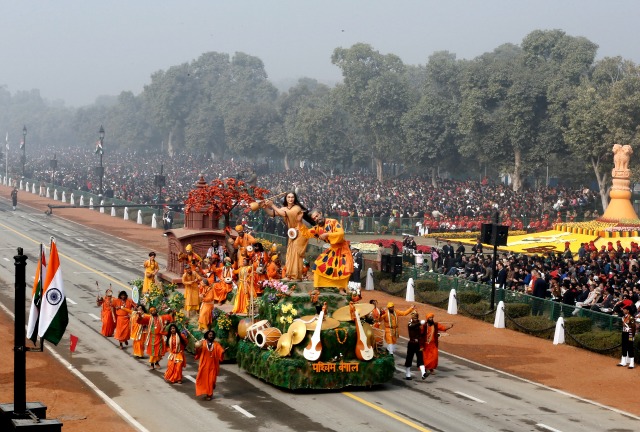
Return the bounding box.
[195,330,225,401]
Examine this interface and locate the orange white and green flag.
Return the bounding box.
[26,244,46,345]
[38,239,68,345]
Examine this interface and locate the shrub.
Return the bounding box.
[505,303,531,318]
[508,316,555,338]
[416,290,449,306]
[564,330,620,356]
[415,279,438,292]
[456,291,482,305]
[459,301,495,323]
[563,317,592,335]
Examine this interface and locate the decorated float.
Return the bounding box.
[149,175,394,390]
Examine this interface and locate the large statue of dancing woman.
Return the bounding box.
[298,208,354,291]
[263,192,311,281]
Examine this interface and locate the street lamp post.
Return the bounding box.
[21,125,27,178]
[95,125,105,196]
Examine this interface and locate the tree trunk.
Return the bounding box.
[375,157,384,183]
[431,166,438,188]
[284,154,290,171]
[512,148,522,192]
[592,157,609,212]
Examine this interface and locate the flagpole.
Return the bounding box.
[5,132,8,184]
[13,247,28,415]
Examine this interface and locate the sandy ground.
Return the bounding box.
[0,184,638,432]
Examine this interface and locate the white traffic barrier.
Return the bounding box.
[553,317,565,345]
[405,278,415,302]
[447,289,458,315]
[493,301,505,328]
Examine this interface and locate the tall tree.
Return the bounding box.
[332,43,410,183]
[402,51,462,187]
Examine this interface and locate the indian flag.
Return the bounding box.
[38,239,68,345]
[26,244,46,345]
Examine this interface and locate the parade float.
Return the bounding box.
[150,175,394,390]
[234,281,395,390]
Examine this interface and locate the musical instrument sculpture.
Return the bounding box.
[303,302,327,361]
[353,308,374,361]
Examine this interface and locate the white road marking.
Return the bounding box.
[66,298,77,305]
[0,302,150,432]
[454,392,486,403]
[2,257,9,262]
[76,238,84,242]
[536,424,563,432]
[232,405,255,418]
[185,375,196,383]
[88,313,101,321]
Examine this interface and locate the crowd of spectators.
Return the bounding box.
[18,148,600,234]
[420,239,640,321]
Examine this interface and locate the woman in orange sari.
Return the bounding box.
[164,324,187,384]
[96,288,116,337]
[112,291,137,349]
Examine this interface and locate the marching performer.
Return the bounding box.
[618,305,636,369]
[380,302,415,355]
[164,324,188,384]
[422,313,454,375]
[195,330,225,401]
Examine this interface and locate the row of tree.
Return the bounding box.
[1,29,640,210]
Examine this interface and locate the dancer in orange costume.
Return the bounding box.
[422,312,453,374]
[111,290,137,349]
[380,302,415,355]
[96,288,116,337]
[143,252,159,293]
[195,330,225,401]
[138,306,173,370]
[164,324,188,384]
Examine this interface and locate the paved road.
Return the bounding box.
[1,199,639,432]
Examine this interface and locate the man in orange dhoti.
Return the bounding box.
[422,312,453,375]
[195,330,225,401]
[198,279,216,330]
[164,324,188,384]
[380,302,415,355]
[112,291,137,349]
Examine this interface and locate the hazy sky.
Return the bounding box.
[1,1,639,107]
